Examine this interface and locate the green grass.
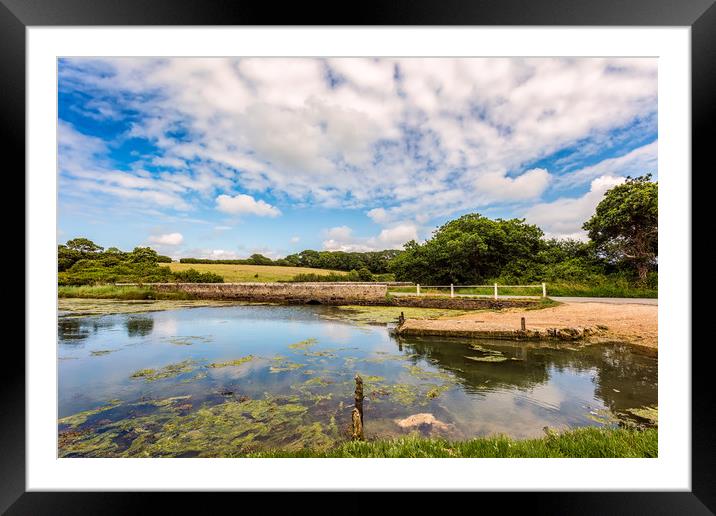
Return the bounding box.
[388,286,545,297]
[58,285,195,300]
[246,427,657,458]
[388,283,657,299]
[544,282,657,298]
[167,262,344,282]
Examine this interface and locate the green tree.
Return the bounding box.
[247,253,273,265]
[582,175,657,283]
[128,247,159,264]
[66,237,104,254]
[389,214,544,284]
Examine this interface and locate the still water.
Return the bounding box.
[58,304,657,457]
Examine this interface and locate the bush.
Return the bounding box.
[284,273,349,282]
[171,268,224,283]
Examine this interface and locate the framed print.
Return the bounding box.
[6,0,712,512]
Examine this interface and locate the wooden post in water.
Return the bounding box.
[521,317,526,331]
[352,374,364,440]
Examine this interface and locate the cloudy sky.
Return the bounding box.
[58,57,657,259]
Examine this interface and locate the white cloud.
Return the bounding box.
[377,224,419,246]
[290,236,300,244]
[322,224,418,252]
[148,232,184,246]
[184,248,243,260]
[60,57,657,225]
[474,168,551,201]
[215,194,281,217]
[524,175,626,239]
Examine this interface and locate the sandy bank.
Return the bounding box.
[397,301,657,349]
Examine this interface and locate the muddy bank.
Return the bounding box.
[397,325,603,341]
[396,301,657,349]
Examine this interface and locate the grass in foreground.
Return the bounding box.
[246,427,657,458]
[58,285,195,300]
[167,262,343,282]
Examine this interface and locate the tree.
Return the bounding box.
[389,214,544,284]
[247,253,273,265]
[66,237,104,254]
[582,175,657,283]
[128,246,159,264]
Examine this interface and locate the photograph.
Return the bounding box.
[56,56,660,459]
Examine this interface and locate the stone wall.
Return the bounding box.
[148,282,388,304]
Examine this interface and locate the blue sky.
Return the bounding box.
[58,58,657,259]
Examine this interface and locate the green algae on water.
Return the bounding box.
[624,406,658,425]
[467,344,503,355]
[464,355,512,363]
[130,360,198,381]
[322,305,470,325]
[90,349,118,356]
[58,399,122,428]
[180,371,208,383]
[208,355,255,368]
[269,360,305,373]
[288,338,318,350]
[163,335,213,346]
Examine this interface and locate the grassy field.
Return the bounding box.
[167,263,345,282]
[246,427,657,458]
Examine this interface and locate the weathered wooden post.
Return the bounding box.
[352,374,364,440]
[450,284,454,298]
[397,311,405,326]
[521,317,526,331]
[416,284,421,296]
[494,283,498,299]
[542,282,547,297]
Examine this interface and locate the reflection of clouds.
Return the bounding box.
[438,388,574,439]
[205,358,269,381]
[524,383,567,412]
[151,317,178,338]
[317,323,353,343]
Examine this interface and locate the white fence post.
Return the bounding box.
[416,284,420,296]
[494,283,498,299]
[542,282,547,297]
[450,284,454,298]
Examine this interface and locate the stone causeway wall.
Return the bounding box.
[147,282,388,304]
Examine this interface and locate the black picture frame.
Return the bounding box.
[5,0,711,512]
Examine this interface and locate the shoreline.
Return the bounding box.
[396,300,658,350]
[58,296,658,351]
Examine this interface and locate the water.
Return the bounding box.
[58,304,657,457]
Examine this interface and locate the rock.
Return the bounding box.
[395,413,450,431]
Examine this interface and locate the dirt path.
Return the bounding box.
[399,301,658,349]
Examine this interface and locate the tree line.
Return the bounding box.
[58,239,223,285]
[389,175,657,287]
[180,249,402,273]
[59,175,657,289]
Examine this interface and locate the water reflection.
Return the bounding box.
[58,305,658,456]
[396,336,657,417]
[125,316,154,337]
[58,318,117,343]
